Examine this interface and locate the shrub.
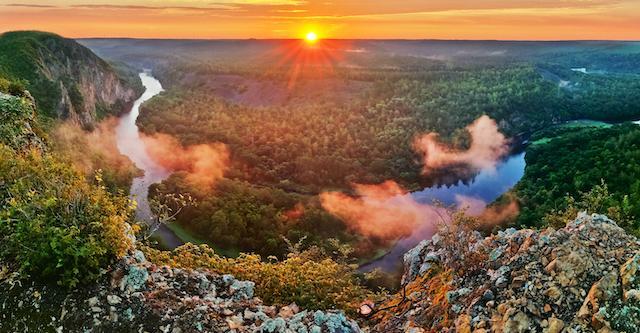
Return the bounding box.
[0,95,39,150]
[143,243,383,314]
[543,181,637,234]
[374,269,453,331]
[0,145,135,287]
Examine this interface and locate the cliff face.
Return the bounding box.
[0,31,142,128]
[374,213,640,332]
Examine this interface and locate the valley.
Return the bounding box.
[88,39,640,271]
[2,30,640,332]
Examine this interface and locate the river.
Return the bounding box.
[361,152,526,273]
[115,75,527,263]
[115,72,184,248]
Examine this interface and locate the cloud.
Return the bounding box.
[455,194,520,227]
[211,0,305,5]
[51,118,138,181]
[320,180,445,242]
[413,115,509,175]
[68,4,235,11]
[141,133,230,189]
[321,181,519,242]
[4,3,56,7]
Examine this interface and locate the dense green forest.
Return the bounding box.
[515,124,640,234]
[140,65,556,193]
[142,60,640,193]
[135,54,640,256]
[150,176,364,258]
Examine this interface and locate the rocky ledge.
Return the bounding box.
[5,213,640,332]
[375,213,640,332]
[0,250,360,333]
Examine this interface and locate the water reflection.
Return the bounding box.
[115,72,184,248]
[360,152,526,272]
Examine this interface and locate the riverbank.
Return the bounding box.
[115,72,184,249]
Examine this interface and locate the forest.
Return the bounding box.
[515,123,640,234]
[132,49,640,260]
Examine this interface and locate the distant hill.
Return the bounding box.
[0,31,142,127]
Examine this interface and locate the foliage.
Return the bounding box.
[142,53,640,194]
[139,65,568,192]
[374,269,453,331]
[516,124,640,234]
[0,144,135,287]
[542,181,636,232]
[143,192,196,239]
[0,75,27,97]
[150,176,356,258]
[436,210,490,278]
[0,95,42,150]
[142,243,382,315]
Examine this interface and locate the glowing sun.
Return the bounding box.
[305,31,318,43]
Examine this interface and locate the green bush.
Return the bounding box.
[143,243,383,315]
[0,145,135,287]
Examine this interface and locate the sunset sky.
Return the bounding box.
[1,0,639,40]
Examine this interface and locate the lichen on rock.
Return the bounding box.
[373,213,640,332]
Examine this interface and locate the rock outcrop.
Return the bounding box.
[374,213,640,332]
[0,250,361,333]
[0,91,46,151]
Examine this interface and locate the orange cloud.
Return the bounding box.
[320,180,444,241]
[51,118,137,179]
[455,194,519,227]
[141,133,229,189]
[0,0,638,39]
[413,115,509,175]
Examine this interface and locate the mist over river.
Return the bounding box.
[115,72,184,248]
[361,153,526,272]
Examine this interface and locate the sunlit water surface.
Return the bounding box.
[115,72,184,248]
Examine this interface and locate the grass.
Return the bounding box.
[530,119,612,146]
[165,222,240,258]
[559,119,612,129]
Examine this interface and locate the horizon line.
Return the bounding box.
[75,37,640,43]
[4,30,639,43]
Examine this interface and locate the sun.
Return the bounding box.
[305,31,318,44]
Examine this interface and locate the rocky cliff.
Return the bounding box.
[5,210,640,332]
[373,213,640,332]
[0,31,142,128]
[0,249,361,333]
